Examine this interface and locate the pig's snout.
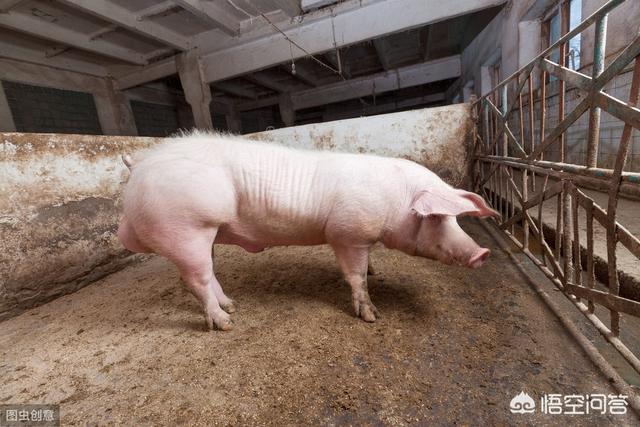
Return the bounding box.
[467,248,490,269]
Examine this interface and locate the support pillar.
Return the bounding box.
[177,50,213,130]
[0,81,16,132]
[278,93,296,127]
[226,109,242,133]
[94,78,138,135]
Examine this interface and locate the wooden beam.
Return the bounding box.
[238,55,460,111]
[0,12,147,64]
[244,73,290,93]
[173,0,239,36]
[301,0,337,12]
[200,0,505,83]
[113,0,505,88]
[292,54,460,109]
[45,46,70,58]
[88,24,118,40]
[271,0,302,17]
[115,57,178,90]
[58,0,190,50]
[0,0,28,13]
[419,26,431,61]
[0,55,110,93]
[323,92,445,121]
[212,81,259,99]
[281,63,321,87]
[137,1,178,20]
[372,38,391,70]
[0,41,108,76]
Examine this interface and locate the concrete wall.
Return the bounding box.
[0,103,474,319]
[249,103,474,187]
[2,81,102,135]
[0,133,161,320]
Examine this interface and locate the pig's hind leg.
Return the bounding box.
[332,245,379,322]
[211,246,236,313]
[159,228,234,331]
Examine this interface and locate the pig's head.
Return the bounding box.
[386,186,498,269]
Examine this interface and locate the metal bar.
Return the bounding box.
[477,156,640,199]
[501,84,508,156]
[523,169,529,250]
[528,75,536,192]
[555,193,562,264]
[586,15,608,168]
[539,175,549,266]
[478,155,640,184]
[558,0,569,163]
[519,89,525,152]
[562,181,573,289]
[571,185,582,291]
[540,69,547,162]
[586,197,595,313]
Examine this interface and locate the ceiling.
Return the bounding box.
[0,0,503,121]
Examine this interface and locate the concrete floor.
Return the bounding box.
[0,219,637,425]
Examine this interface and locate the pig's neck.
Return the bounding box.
[380,202,421,256]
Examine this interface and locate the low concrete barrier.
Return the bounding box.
[0,133,161,319]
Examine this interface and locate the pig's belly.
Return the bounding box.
[215,220,327,252]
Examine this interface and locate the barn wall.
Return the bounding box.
[2,81,103,135]
[0,103,473,319]
[0,133,162,320]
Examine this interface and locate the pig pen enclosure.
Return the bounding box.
[2,0,640,424]
[2,105,640,425]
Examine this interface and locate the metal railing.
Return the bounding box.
[472,0,640,403]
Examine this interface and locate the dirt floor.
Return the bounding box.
[1,219,638,425]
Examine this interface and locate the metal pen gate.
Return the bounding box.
[472,0,640,409]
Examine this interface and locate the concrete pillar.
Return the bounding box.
[0,81,16,132]
[518,20,542,88]
[226,109,242,133]
[94,78,138,136]
[278,93,296,127]
[462,80,474,102]
[176,51,213,130]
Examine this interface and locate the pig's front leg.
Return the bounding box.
[332,245,379,322]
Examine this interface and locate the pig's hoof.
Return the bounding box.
[355,300,379,322]
[208,311,234,331]
[214,316,234,331]
[220,300,237,314]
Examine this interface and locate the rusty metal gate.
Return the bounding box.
[472,0,640,408]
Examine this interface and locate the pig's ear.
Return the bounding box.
[411,187,499,218]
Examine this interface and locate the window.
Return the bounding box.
[546,0,581,71]
[568,0,582,70]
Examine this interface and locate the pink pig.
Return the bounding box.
[118,132,498,330]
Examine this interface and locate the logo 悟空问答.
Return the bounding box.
[510,391,536,414]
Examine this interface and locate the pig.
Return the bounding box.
[118,132,498,331]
